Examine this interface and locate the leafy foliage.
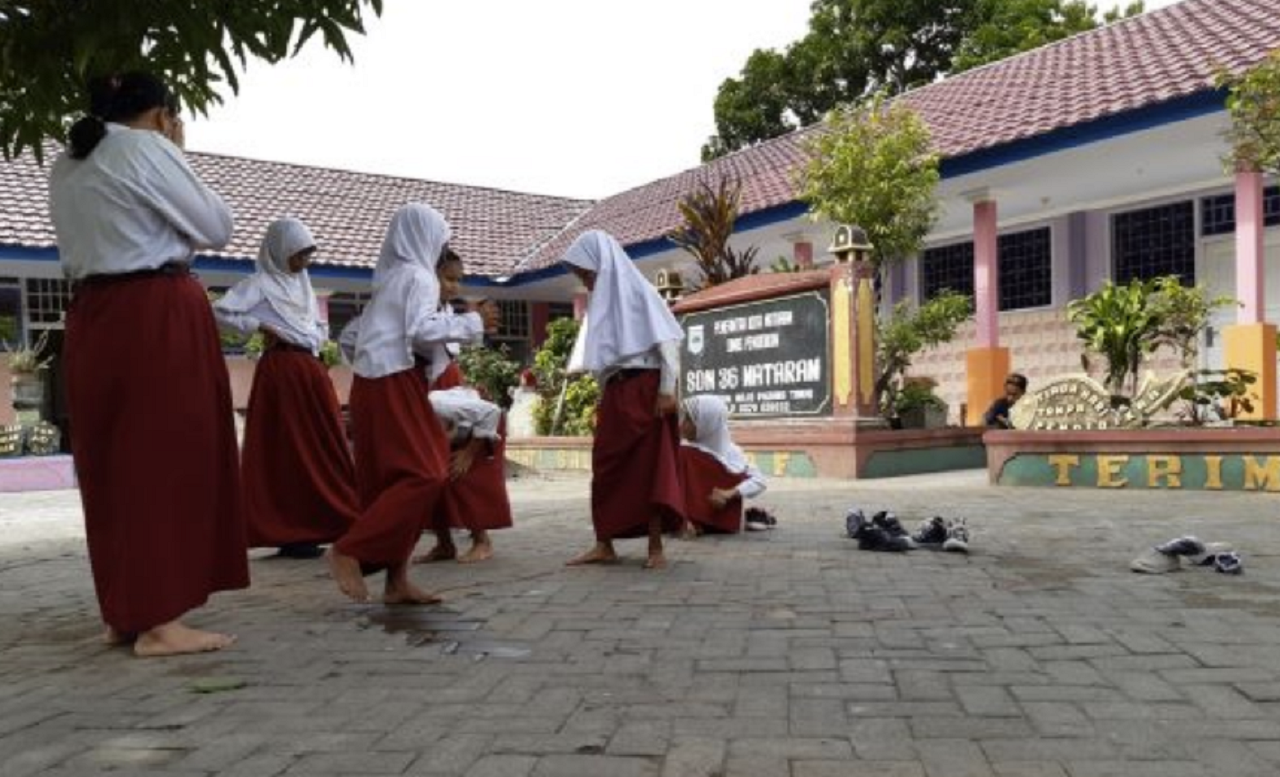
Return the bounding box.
[668,178,760,289]
[1068,276,1236,397]
[3,328,52,373]
[1067,278,1162,395]
[1175,368,1257,425]
[799,93,940,270]
[703,0,1143,159]
[875,291,972,417]
[1218,49,1280,174]
[0,0,383,161]
[770,256,804,274]
[531,318,599,436]
[456,344,521,410]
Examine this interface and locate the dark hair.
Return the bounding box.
[1006,373,1029,391]
[438,244,463,269]
[68,72,179,160]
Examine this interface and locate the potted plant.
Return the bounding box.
[893,377,948,429]
[5,329,52,415]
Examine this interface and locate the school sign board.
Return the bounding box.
[679,290,832,419]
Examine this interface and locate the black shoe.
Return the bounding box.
[1155,536,1205,558]
[912,517,948,546]
[277,543,324,559]
[872,511,907,538]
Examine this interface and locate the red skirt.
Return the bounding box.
[337,369,448,567]
[591,370,684,540]
[242,348,359,547]
[64,273,249,633]
[680,446,748,534]
[429,363,513,533]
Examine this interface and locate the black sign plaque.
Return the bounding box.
[679,290,831,419]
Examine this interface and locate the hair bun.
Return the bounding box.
[68,115,107,160]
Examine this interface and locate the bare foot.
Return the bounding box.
[383,579,444,606]
[565,543,619,566]
[458,541,494,564]
[678,522,699,541]
[643,552,668,570]
[326,548,371,602]
[133,621,236,658]
[412,544,457,564]
[103,625,135,646]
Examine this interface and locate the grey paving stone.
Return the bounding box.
[660,738,726,777]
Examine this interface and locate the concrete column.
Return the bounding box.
[1224,169,1276,420]
[964,191,1011,426]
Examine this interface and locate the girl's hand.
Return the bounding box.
[655,392,678,418]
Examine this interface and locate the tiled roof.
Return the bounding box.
[517,0,1280,272]
[0,147,592,277]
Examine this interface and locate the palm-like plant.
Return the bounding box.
[1067,279,1163,396]
[668,177,760,289]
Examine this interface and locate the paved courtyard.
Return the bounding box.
[3,469,1280,777]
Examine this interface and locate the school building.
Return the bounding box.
[1,0,1277,442]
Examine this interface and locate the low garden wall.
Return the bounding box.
[986,428,1280,491]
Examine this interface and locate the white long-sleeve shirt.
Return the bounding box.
[352,269,483,379]
[214,296,328,353]
[600,340,680,394]
[429,387,502,445]
[49,124,233,279]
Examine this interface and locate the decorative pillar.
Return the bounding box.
[1224,169,1276,420]
[827,225,880,421]
[964,190,1011,426]
[572,291,588,320]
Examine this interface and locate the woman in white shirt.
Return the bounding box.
[325,203,498,604]
[48,72,247,657]
[213,218,359,559]
[679,395,767,535]
[561,230,686,570]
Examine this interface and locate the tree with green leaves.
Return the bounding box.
[703,0,1143,160]
[0,0,383,161]
[798,93,940,272]
[1219,49,1280,175]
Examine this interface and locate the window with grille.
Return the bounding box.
[547,302,575,323]
[998,227,1052,310]
[497,300,529,339]
[922,228,1052,310]
[1201,186,1280,237]
[1112,201,1196,284]
[921,242,975,301]
[24,278,71,327]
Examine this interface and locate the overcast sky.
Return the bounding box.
[186,0,1182,201]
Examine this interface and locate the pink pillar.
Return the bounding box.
[793,241,814,269]
[1236,170,1265,324]
[973,199,999,347]
[314,291,331,325]
[572,291,588,320]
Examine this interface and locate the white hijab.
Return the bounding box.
[681,395,749,474]
[353,203,452,377]
[217,217,319,332]
[373,203,450,292]
[560,230,683,375]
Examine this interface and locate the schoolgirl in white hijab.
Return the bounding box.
[560,229,686,570]
[326,203,497,606]
[214,218,326,352]
[680,395,767,500]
